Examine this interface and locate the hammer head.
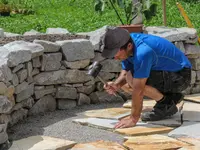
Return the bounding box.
[87,61,102,78]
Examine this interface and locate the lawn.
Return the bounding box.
[0,0,200,34]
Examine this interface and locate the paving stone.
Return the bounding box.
[11,74,19,86]
[56,86,77,99]
[169,122,200,139]
[78,93,90,105]
[33,70,92,85]
[84,108,131,120]
[12,64,24,73]
[34,40,61,52]
[32,56,41,68]
[182,102,200,122]
[17,69,28,83]
[178,137,200,146]
[57,99,77,110]
[16,83,34,102]
[73,118,118,130]
[56,39,94,61]
[28,95,56,116]
[71,140,126,150]
[123,134,190,150]
[41,53,62,71]
[115,122,173,136]
[184,94,200,103]
[9,136,76,150]
[62,59,90,69]
[35,87,56,99]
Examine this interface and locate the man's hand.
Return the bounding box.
[114,116,139,129]
[104,82,120,95]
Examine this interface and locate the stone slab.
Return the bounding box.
[182,102,200,122]
[84,108,131,120]
[9,136,76,150]
[123,134,190,150]
[115,122,173,136]
[71,140,126,150]
[184,94,200,103]
[168,122,200,139]
[178,137,200,146]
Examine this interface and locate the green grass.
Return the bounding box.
[0,0,200,34]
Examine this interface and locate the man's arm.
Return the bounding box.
[131,78,147,121]
[114,70,128,88]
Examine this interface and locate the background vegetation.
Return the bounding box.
[0,0,200,34]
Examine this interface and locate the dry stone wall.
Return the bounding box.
[0,26,200,145]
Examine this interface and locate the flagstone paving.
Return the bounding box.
[184,94,200,103]
[182,102,200,122]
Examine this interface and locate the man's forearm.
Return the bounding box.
[114,70,127,88]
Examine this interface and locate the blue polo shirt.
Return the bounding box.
[121,33,192,78]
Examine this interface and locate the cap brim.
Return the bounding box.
[101,47,119,59]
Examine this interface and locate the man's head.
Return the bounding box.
[101,26,134,60]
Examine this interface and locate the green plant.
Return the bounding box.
[94,0,157,25]
[0,3,11,13]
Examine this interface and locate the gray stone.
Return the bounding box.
[12,64,24,73]
[32,57,41,68]
[11,74,19,86]
[41,53,62,71]
[4,32,21,37]
[45,85,54,89]
[0,59,13,83]
[56,39,94,61]
[72,84,83,88]
[168,122,200,139]
[101,59,121,72]
[96,82,104,91]
[0,28,4,38]
[185,44,200,55]
[15,81,29,94]
[17,69,27,83]
[26,62,33,77]
[84,80,95,86]
[77,85,96,95]
[78,26,108,51]
[145,26,198,43]
[28,95,56,116]
[16,83,34,102]
[46,28,69,34]
[78,93,90,105]
[35,87,56,99]
[34,40,61,52]
[0,82,7,95]
[174,42,185,53]
[56,87,77,99]
[95,71,116,82]
[34,86,45,90]
[89,91,124,104]
[27,76,34,84]
[191,71,196,84]
[23,29,41,36]
[0,114,11,124]
[0,124,8,144]
[12,97,34,111]
[196,71,200,81]
[187,54,199,59]
[92,52,106,63]
[32,68,40,76]
[191,84,200,94]
[57,99,76,110]
[0,96,12,113]
[62,84,72,87]
[33,70,92,85]
[10,108,28,126]
[60,65,66,70]
[189,58,200,70]
[62,59,90,69]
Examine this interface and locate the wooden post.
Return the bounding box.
[163,0,167,26]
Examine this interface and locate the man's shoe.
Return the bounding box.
[166,93,184,105]
[141,102,178,121]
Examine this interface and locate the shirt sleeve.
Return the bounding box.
[133,46,153,78]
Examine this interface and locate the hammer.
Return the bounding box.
[87,61,117,96]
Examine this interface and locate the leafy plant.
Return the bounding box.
[94,0,157,25]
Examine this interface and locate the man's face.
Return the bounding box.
[114,43,133,60]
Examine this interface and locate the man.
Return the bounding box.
[101,26,191,129]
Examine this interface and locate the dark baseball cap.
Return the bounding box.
[101,26,130,58]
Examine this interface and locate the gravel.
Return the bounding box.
[8,102,125,144]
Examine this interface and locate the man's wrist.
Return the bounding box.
[130,115,140,124]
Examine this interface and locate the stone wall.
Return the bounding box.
[0,26,200,145]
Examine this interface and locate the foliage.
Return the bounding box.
[0,0,200,35]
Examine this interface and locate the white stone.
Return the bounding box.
[34,40,61,52]
[46,28,70,34]
[56,39,94,61]
[23,29,41,36]
[0,28,4,38]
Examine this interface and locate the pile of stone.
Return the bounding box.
[0,26,200,146]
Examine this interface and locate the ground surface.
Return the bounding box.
[8,102,125,144]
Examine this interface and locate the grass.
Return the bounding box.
[0,0,200,34]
